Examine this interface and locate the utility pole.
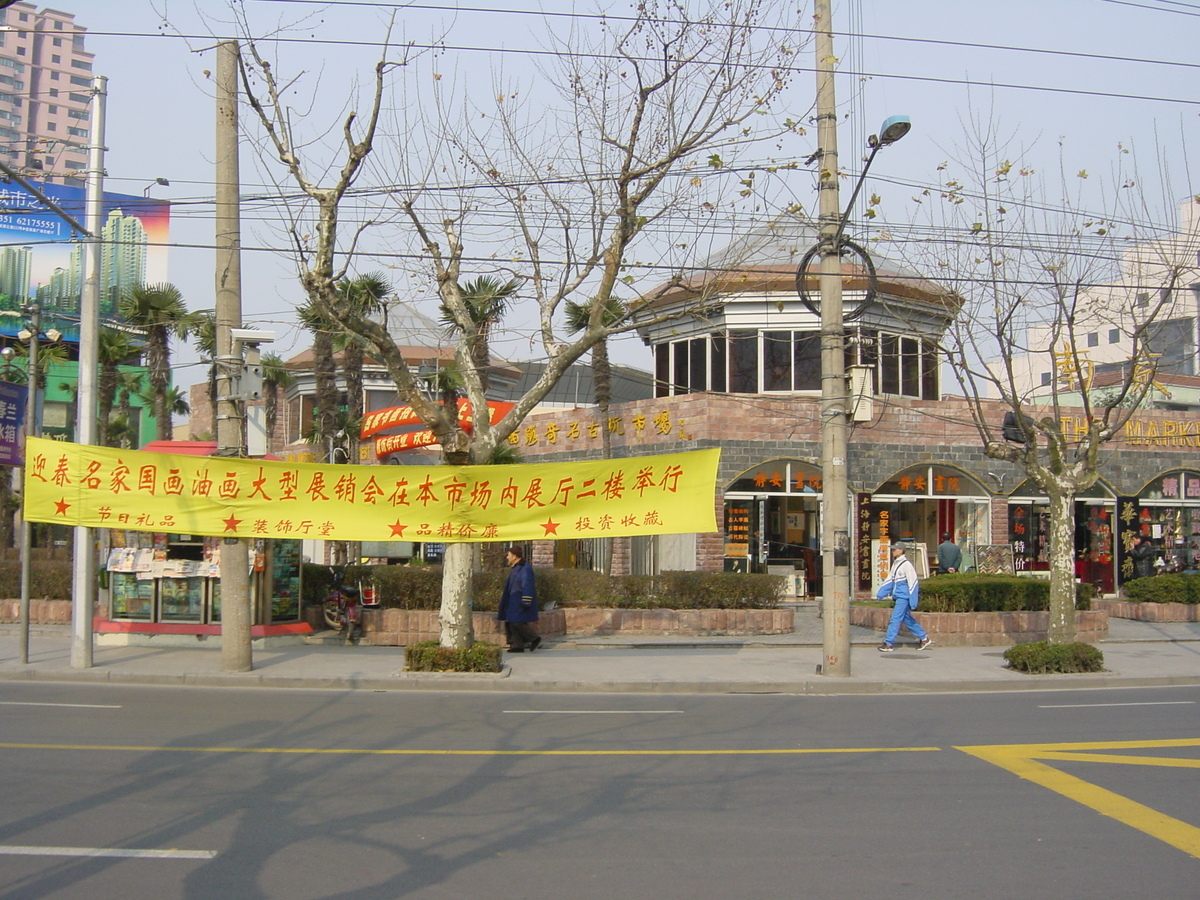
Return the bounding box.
[814,0,852,676]
[215,40,252,672]
[17,303,40,665]
[71,73,107,670]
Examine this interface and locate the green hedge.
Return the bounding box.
[304,564,783,611]
[0,559,72,600]
[1004,640,1104,674]
[917,574,1093,613]
[1123,574,1200,604]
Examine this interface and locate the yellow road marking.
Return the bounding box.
[0,742,940,756]
[958,738,1200,859]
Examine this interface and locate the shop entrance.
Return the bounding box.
[860,465,991,590]
[724,459,822,596]
[1009,480,1116,595]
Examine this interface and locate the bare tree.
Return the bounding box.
[896,125,1198,642]
[231,0,805,647]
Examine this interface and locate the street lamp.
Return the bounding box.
[803,31,912,677]
[143,177,170,197]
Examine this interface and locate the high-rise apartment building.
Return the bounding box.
[0,3,93,183]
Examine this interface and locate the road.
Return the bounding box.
[0,682,1197,899]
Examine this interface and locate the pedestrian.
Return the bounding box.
[1129,535,1155,579]
[497,545,541,652]
[936,532,962,574]
[878,542,932,652]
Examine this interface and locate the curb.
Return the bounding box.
[2,666,1198,694]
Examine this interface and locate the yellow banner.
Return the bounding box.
[23,438,719,543]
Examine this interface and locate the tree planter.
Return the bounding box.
[1095,598,1200,623]
[358,606,793,645]
[849,606,1108,646]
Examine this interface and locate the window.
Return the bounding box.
[654,344,670,398]
[1041,372,1051,385]
[1086,332,1099,348]
[48,88,58,97]
[70,59,92,71]
[47,105,57,114]
[688,338,708,393]
[672,340,689,395]
[68,92,87,103]
[710,334,727,392]
[51,54,61,64]
[66,108,87,120]
[729,331,758,393]
[762,331,791,391]
[64,160,86,170]
[49,71,59,80]
[1109,328,1120,343]
[793,332,820,390]
[66,126,86,137]
[69,75,88,87]
[52,38,62,47]
[45,121,55,131]
[16,47,25,56]
[1137,292,1150,308]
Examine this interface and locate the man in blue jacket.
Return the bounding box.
[877,542,932,652]
[497,545,541,652]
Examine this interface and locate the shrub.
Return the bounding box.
[1123,574,1200,604]
[918,574,1093,613]
[404,640,503,672]
[304,564,783,610]
[1003,640,1104,674]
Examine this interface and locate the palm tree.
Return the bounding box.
[139,383,190,436]
[261,352,296,450]
[119,283,198,441]
[564,297,626,458]
[114,371,146,448]
[439,276,520,394]
[297,299,339,459]
[334,273,391,425]
[565,297,626,574]
[98,327,140,447]
[190,311,218,439]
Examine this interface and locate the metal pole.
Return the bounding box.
[17,304,39,665]
[815,0,852,676]
[70,74,106,670]
[215,40,252,673]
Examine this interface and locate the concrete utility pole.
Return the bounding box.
[814,0,852,676]
[215,40,252,673]
[71,73,107,670]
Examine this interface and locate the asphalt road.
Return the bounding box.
[0,682,1197,899]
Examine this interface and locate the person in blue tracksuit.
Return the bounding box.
[497,545,541,652]
[877,542,932,652]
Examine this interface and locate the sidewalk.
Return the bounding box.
[1,605,1198,695]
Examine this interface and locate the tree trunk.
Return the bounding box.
[440,541,476,649]
[1046,488,1078,643]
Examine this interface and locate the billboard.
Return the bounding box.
[0,179,170,342]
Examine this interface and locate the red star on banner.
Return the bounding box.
[541,518,561,536]
[389,521,408,537]
[222,515,242,533]
[54,498,71,516]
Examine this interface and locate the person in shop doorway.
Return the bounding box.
[498,545,541,652]
[937,533,962,574]
[878,542,933,653]
[1130,535,1155,580]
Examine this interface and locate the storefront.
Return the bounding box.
[1116,469,1200,583]
[105,531,303,627]
[857,464,991,589]
[1007,480,1117,593]
[723,459,822,593]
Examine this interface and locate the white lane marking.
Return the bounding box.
[0,701,121,709]
[1038,701,1196,709]
[0,845,216,859]
[503,710,685,715]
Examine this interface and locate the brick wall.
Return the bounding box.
[848,607,1109,646]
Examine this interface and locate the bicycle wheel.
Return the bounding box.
[322,599,342,631]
